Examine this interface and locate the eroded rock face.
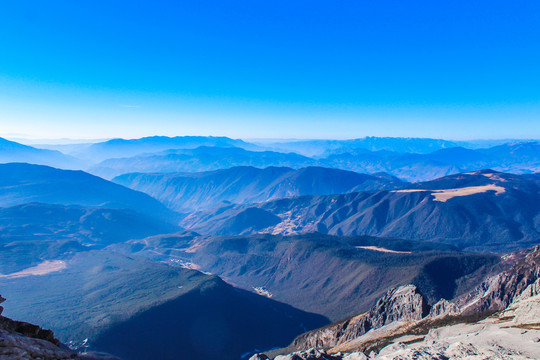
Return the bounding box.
[249,355,270,360]
[498,278,540,326]
[272,348,345,360]
[371,279,540,360]
[291,285,429,350]
[427,299,459,318]
[255,267,540,359]
[367,285,429,326]
[456,245,540,315]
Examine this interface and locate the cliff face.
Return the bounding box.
[455,245,540,314]
[361,276,540,360]
[255,246,540,360]
[290,285,430,350]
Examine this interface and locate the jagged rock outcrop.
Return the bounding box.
[275,348,341,360]
[456,245,540,315]
[365,274,540,359]
[250,355,270,360]
[290,285,429,350]
[250,348,368,360]
[367,285,430,326]
[427,299,459,318]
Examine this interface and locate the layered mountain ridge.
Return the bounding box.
[0,135,538,360]
[70,136,258,162]
[0,137,83,170]
[87,140,540,182]
[113,166,404,212]
[0,163,179,224]
[182,170,540,252]
[3,136,539,183]
[91,146,314,179]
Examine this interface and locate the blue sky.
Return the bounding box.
[0,0,539,140]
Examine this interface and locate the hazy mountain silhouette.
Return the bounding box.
[73,136,260,163]
[320,142,540,181]
[261,137,461,157]
[91,146,314,178]
[0,137,83,169]
[113,166,404,212]
[0,163,179,223]
[259,137,535,157]
[88,140,539,181]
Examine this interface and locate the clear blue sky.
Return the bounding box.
[0,0,539,140]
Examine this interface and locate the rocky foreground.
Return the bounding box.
[251,246,540,360]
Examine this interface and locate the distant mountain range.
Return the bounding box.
[0,162,339,359]
[182,170,540,252]
[68,135,259,163]
[90,146,315,179]
[89,140,540,182]
[260,137,462,157]
[257,137,529,157]
[0,163,183,248]
[0,163,179,224]
[113,166,404,212]
[0,137,83,169]
[2,136,539,182]
[319,142,540,181]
